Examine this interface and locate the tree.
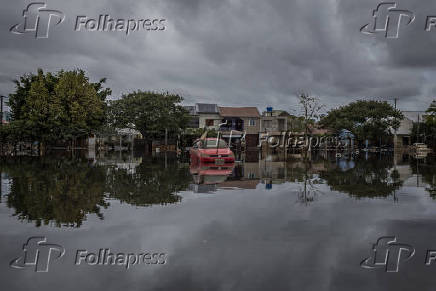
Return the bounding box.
[288,115,305,132]
[54,70,109,141]
[296,92,325,137]
[319,100,403,144]
[423,101,436,146]
[108,91,190,140]
[8,69,111,144]
[425,100,436,126]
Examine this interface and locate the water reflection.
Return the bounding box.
[319,154,403,199]
[0,157,108,227]
[2,151,436,227]
[409,155,436,198]
[0,153,191,227]
[2,152,436,290]
[105,155,189,206]
[189,163,235,193]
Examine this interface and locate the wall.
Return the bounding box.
[242,117,260,135]
[260,116,287,132]
[198,113,222,129]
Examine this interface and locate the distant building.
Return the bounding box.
[218,106,260,148]
[183,103,221,129]
[260,108,288,133]
[196,103,221,129]
[394,111,427,147]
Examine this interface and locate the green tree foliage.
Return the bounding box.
[319,156,403,198]
[319,100,403,143]
[288,115,306,132]
[108,91,190,139]
[425,100,436,127]
[411,122,432,145]
[420,101,436,146]
[7,69,111,143]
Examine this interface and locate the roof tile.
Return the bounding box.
[219,107,260,117]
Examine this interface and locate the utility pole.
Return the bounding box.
[165,128,168,147]
[394,98,397,149]
[0,95,4,126]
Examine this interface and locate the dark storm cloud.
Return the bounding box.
[0,0,435,111]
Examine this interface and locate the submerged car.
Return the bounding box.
[190,138,235,165]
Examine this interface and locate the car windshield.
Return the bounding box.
[203,139,228,149]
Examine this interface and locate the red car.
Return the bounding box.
[190,138,235,165]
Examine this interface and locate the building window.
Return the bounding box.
[205,119,214,126]
[248,119,256,126]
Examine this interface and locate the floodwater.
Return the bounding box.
[1,151,436,291]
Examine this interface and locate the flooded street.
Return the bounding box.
[2,152,436,290]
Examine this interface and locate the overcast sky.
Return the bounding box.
[1,0,436,112]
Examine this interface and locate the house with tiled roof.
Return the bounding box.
[218,106,261,148]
